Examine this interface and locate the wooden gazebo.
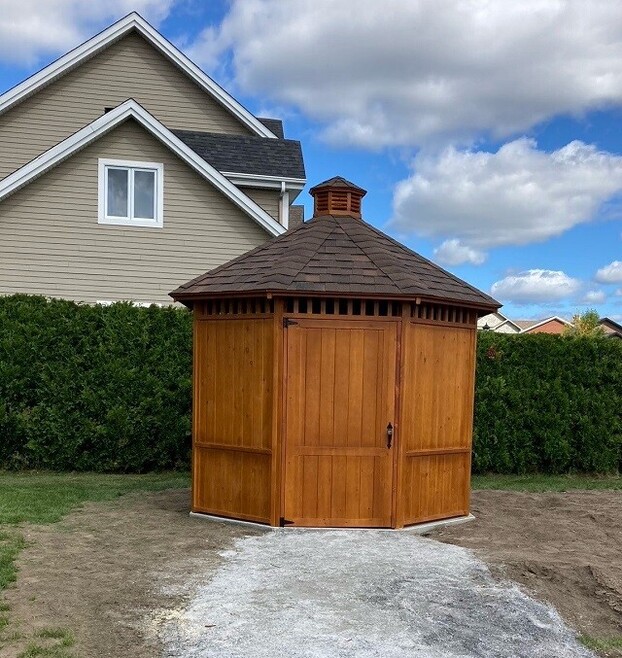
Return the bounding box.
[171,177,499,528]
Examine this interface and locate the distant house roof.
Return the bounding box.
[477,312,521,332]
[600,317,622,337]
[171,211,500,309]
[513,320,539,331]
[515,316,572,333]
[173,130,305,180]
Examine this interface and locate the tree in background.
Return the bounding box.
[563,309,605,337]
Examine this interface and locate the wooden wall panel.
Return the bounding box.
[193,446,271,522]
[400,453,470,524]
[192,317,273,523]
[398,321,476,526]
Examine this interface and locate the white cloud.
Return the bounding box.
[491,269,581,305]
[616,289,622,297]
[0,0,174,64]
[188,0,622,147]
[433,239,485,266]
[582,290,606,304]
[391,139,622,258]
[595,260,622,283]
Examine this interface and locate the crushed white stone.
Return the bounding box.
[156,530,594,658]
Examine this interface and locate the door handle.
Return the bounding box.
[386,422,394,448]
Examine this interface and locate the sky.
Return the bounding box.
[0,0,621,321]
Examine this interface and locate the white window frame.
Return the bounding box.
[98,158,164,228]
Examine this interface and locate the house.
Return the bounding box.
[513,317,572,334]
[478,314,572,334]
[0,13,305,305]
[599,317,622,338]
[477,311,521,333]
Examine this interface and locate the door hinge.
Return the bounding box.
[283,317,298,328]
[279,516,295,527]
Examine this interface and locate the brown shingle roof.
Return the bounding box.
[171,214,499,309]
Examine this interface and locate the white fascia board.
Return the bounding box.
[0,99,285,237]
[0,13,276,140]
[223,172,306,188]
[498,318,522,332]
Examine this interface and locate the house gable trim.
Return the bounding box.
[0,99,285,237]
[520,316,572,333]
[0,12,277,140]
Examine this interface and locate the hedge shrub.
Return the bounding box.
[0,295,192,471]
[474,331,622,474]
[1,295,621,473]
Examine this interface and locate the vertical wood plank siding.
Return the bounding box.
[0,119,270,304]
[397,322,477,525]
[0,32,252,180]
[193,317,274,523]
[283,319,397,527]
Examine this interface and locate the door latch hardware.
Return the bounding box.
[386,422,394,448]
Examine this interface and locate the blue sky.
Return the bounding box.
[1,0,621,321]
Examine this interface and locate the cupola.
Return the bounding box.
[309,176,367,219]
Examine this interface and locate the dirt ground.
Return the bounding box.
[432,490,622,656]
[1,488,620,657]
[1,489,261,658]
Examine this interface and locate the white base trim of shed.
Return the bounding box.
[400,514,475,534]
[189,511,475,532]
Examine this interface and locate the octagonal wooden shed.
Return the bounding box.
[171,177,499,528]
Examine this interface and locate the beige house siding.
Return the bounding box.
[244,188,281,222]
[0,31,252,180]
[0,119,270,304]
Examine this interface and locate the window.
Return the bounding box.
[98,159,163,227]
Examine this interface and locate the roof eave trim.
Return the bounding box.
[0,99,285,237]
[223,172,306,189]
[170,288,500,310]
[0,12,277,139]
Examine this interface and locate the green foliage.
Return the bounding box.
[563,308,606,337]
[0,295,192,472]
[1,295,621,475]
[474,332,622,474]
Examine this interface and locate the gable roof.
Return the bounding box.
[478,312,522,332]
[599,317,622,336]
[0,13,276,139]
[171,212,500,309]
[173,130,305,180]
[0,99,285,237]
[516,316,572,332]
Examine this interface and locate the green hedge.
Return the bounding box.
[474,331,622,474]
[0,295,621,473]
[0,295,192,471]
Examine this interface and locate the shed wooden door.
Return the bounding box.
[283,319,397,527]
[397,322,476,526]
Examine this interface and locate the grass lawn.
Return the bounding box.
[472,473,622,492]
[0,471,189,657]
[0,471,190,525]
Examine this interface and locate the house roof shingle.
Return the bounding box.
[173,129,305,179]
[171,212,500,309]
[257,117,284,138]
